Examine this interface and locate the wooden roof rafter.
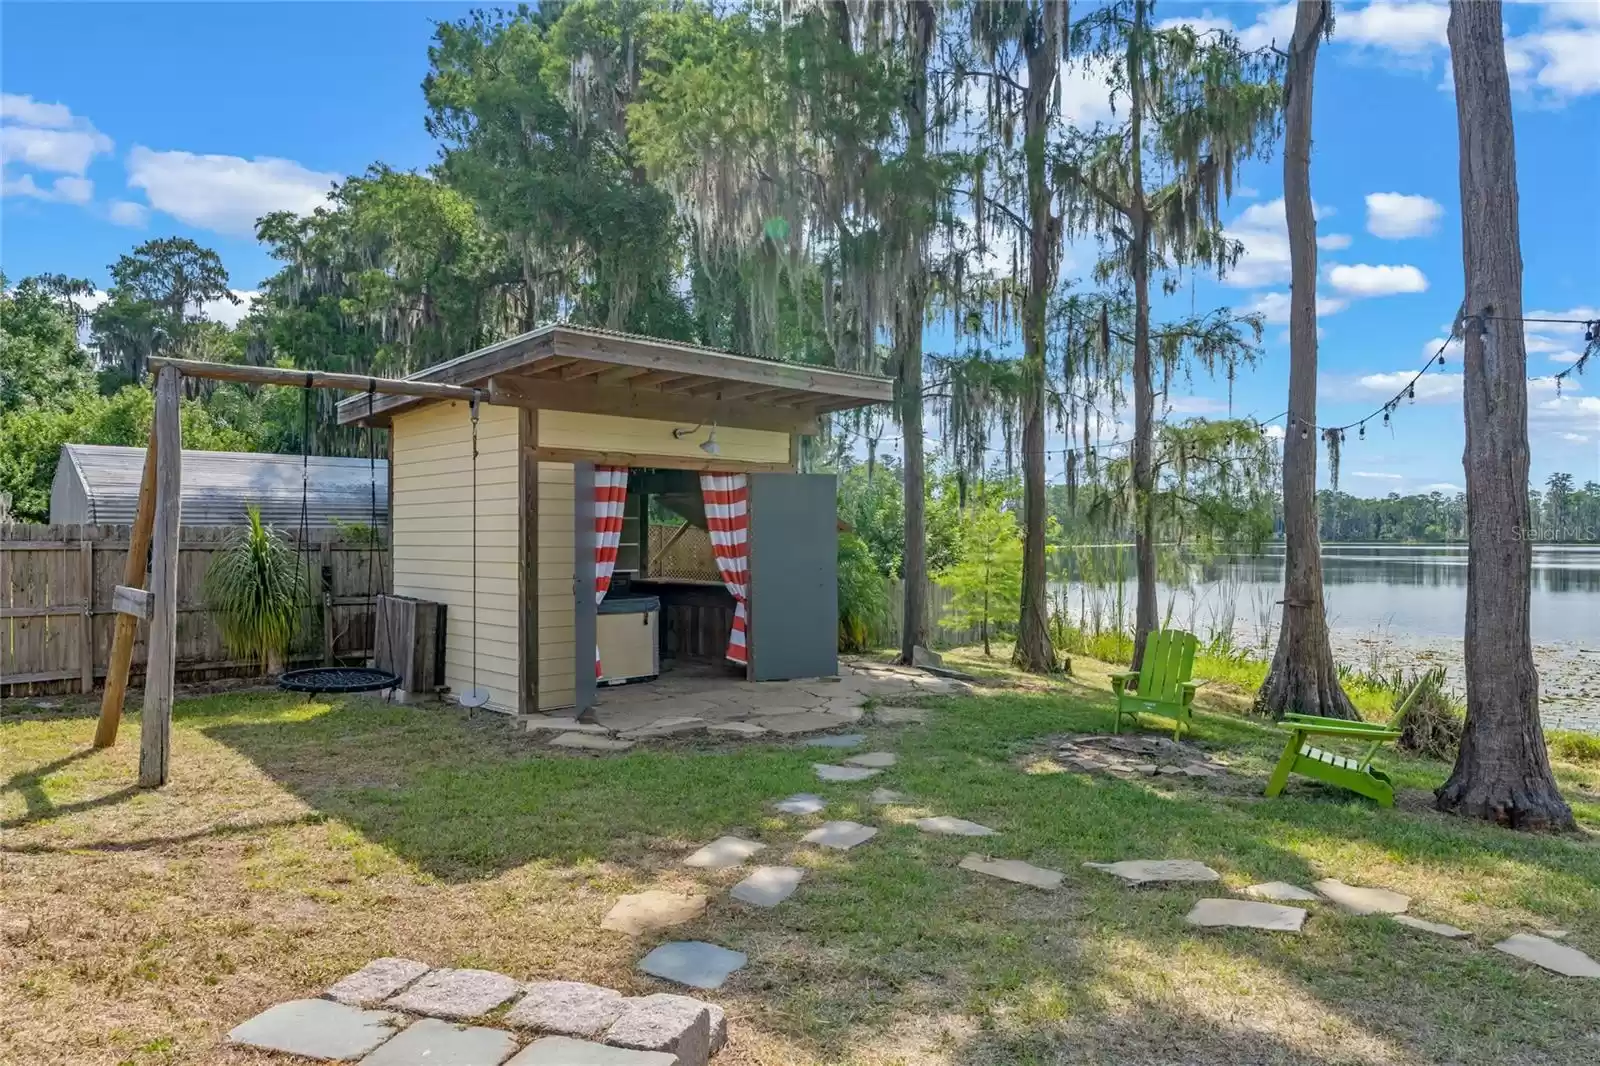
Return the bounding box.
[335,323,892,427]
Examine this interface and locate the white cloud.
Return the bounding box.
[1351,471,1406,481]
[1059,57,1119,127]
[0,95,112,177]
[1523,305,1596,364]
[1158,4,1297,51]
[1424,482,1463,493]
[1222,197,1334,288]
[1338,2,1450,54]
[1365,192,1445,239]
[1263,423,1286,441]
[126,147,337,235]
[1516,24,1600,96]
[199,290,259,328]
[1317,233,1353,251]
[2,172,94,204]
[108,200,149,227]
[1559,432,1590,443]
[1355,369,1462,404]
[1327,263,1429,297]
[0,93,76,129]
[1245,290,1349,324]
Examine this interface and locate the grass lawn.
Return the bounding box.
[4,653,1598,1066]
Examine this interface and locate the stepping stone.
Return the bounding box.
[606,993,716,1066]
[959,854,1064,891]
[1392,915,1470,939]
[814,763,879,782]
[731,865,805,907]
[752,710,840,734]
[915,816,996,837]
[228,999,402,1060]
[819,705,865,724]
[1314,878,1410,916]
[506,981,625,1038]
[773,793,826,815]
[359,1017,518,1066]
[1540,929,1570,939]
[507,1036,677,1065]
[619,716,707,740]
[524,717,611,735]
[386,968,522,1020]
[868,787,906,805]
[551,733,635,752]
[601,891,708,936]
[1134,764,1159,774]
[636,941,747,990]
[805,733,866,748]
[682,835,765,871]
[325,957,431,1007]
[1181,763,1217,778]
[706,720,766,736]
[1185,898,1307,932]
[1493,933,1600,978]
[1084,859,1221,886]
[801,820,877,849]
[845,751,897,768]
[874,707,927,724]
[1244,881,1320,903]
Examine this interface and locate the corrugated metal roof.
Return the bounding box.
[55,444,388,529]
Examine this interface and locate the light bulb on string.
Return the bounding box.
[1408,382,1416,401]
[1300,423,1309,440]
[1358,423,1365,440]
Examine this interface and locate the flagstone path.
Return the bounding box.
[227,706,1600,1066]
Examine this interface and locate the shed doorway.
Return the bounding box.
[570,465,838,717]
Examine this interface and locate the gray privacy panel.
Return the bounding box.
[748,472,838,681]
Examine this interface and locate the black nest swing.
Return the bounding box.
[278,378,401,697]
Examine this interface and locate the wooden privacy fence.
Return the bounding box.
[2,524,383,698]
[873,578,986,650]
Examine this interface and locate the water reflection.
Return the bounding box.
[1055,543,1600,645]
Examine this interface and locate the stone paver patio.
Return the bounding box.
[385,968,523,1020]
[360,1017,519,1066]
[228,999,403,1060]
[539,659,968,751]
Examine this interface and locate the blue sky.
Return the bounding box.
[3,1,1597,495]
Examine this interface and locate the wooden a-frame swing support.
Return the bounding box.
[97,357,485,787]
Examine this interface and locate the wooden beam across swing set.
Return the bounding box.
[97,356,488,788]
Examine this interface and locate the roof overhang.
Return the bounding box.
[335,324,893,434]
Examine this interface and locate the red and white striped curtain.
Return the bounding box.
[700,472,749,666]
[593,465,629,676]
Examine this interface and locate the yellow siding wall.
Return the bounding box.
[538,410,791,465]
[390,401,521,712]
[536,462,577,710]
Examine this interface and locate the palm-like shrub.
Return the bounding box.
[203,505,305,673]
[838,532,890,653]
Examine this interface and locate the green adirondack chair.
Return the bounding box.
[1263,679,1427,808]
[1109,630,1201,740]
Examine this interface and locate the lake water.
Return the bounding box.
[1054,543,1600,735]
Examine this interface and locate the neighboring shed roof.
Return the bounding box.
[336,323,895,427]
[51,444,388,529]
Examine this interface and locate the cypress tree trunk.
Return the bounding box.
[1013,1,1065,674]
[1435,0,1573,829]
[897,0,935,666]
[1257,1,1358,720]
[1127,3,1157,674]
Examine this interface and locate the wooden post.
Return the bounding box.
[78,538,94,693]
[94,426,158,748]
[320,537,335,666]
[138,366,182,788]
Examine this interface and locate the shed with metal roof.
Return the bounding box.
[49,444,388,529]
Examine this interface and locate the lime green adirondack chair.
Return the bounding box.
[1109,630,1201,740]
[1263,679,1427,808]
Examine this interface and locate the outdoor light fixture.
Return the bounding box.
[700,424,721,455]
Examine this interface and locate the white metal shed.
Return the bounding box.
[50,444,389,528]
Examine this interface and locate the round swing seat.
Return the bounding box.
[277,667,400,696]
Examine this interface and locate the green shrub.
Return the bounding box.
[203,506,306,673]
[837,531,890,653]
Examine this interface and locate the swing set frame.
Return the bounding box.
[96,357,490,788]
